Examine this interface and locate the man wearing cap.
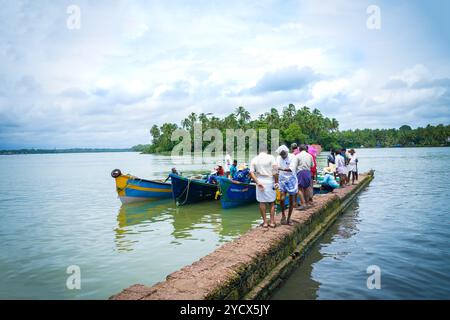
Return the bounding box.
[207,163,224,184]
[276,145,299,225]
[249,151,279,228]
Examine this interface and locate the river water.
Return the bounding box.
[0,152,260,299]
[272,147,450,299]
[0,148,449,299]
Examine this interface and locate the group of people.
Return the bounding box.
[172,146,358,229]
[206,155,251,184]
[327,148,358,187]
[248,145,359,229]
[248,144,319,229]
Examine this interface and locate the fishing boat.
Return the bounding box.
[169,173,218,205]
[217,177,256,209]
[111,169,172,204]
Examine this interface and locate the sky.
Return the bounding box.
[0,0,449,149]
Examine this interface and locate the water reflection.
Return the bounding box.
[115,200,259,251]
[116,199,175,228]
[115,199,175,251]
[271,200,361,299]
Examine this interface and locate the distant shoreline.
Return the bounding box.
[2,145,448,156]
[139,145,450,155]
[0,148,134,155]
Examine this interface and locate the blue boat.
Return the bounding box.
[111,169,172,204]
[169,173,218,205]
[217,177,256,209]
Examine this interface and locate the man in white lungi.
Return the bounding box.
[335,149,347,187]
[276,145,299,225]
[347,149,358,184]
[249,151,279,228]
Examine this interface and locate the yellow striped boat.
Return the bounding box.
[111,169,172,204]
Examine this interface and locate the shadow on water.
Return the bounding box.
[115,199,259,251]
[271,199,361,300]
[115,199,175,251]
[171,201,259,242]
[116,199,175,228]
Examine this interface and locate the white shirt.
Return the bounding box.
[335,154,346,171]
[349,154,358,165]
[296,150,313,171]
[250,152,277,177]
[276,154,298,178]
[224,153,232,172]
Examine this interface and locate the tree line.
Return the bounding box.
[133,105,450,153]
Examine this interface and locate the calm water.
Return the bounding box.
[0,148,449,299]
[0,153,261,299]
[272,147,450,299]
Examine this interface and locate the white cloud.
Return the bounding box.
[0,0,448,148]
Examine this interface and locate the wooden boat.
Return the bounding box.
[169,173,218,205]
[111,169,172,204]
[217,177,256,209]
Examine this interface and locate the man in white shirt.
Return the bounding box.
[276,145,298,225]
[249,151,279,228]
[347,149,358,184]
[335,149,347,187]
[224,153,232,177]
[295,144,313,209]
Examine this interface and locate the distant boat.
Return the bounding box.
[217,177,256,209]
[169,173,218,205]
[111,169,172,204]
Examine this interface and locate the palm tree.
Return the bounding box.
[266,108,280,128]
[181,118,191,130]
[199,113,209,128]
[330,118,339,132]
[188,112,197,126]
[235,106,250,128]
[223,113,238,128]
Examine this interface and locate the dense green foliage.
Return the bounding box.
[134,105,450,153]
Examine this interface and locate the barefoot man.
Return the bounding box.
[347,149,358,184]
[276,145,299,225]
[335,149,347,187]
[250,151,279,228]
[296,144,313,210]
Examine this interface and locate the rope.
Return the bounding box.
[177,178,192,206]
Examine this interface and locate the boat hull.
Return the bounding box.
[114,174,172,204]
[169,173,218,205]
[218,177,256,209]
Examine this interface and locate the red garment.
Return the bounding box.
[309,153,317,176]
